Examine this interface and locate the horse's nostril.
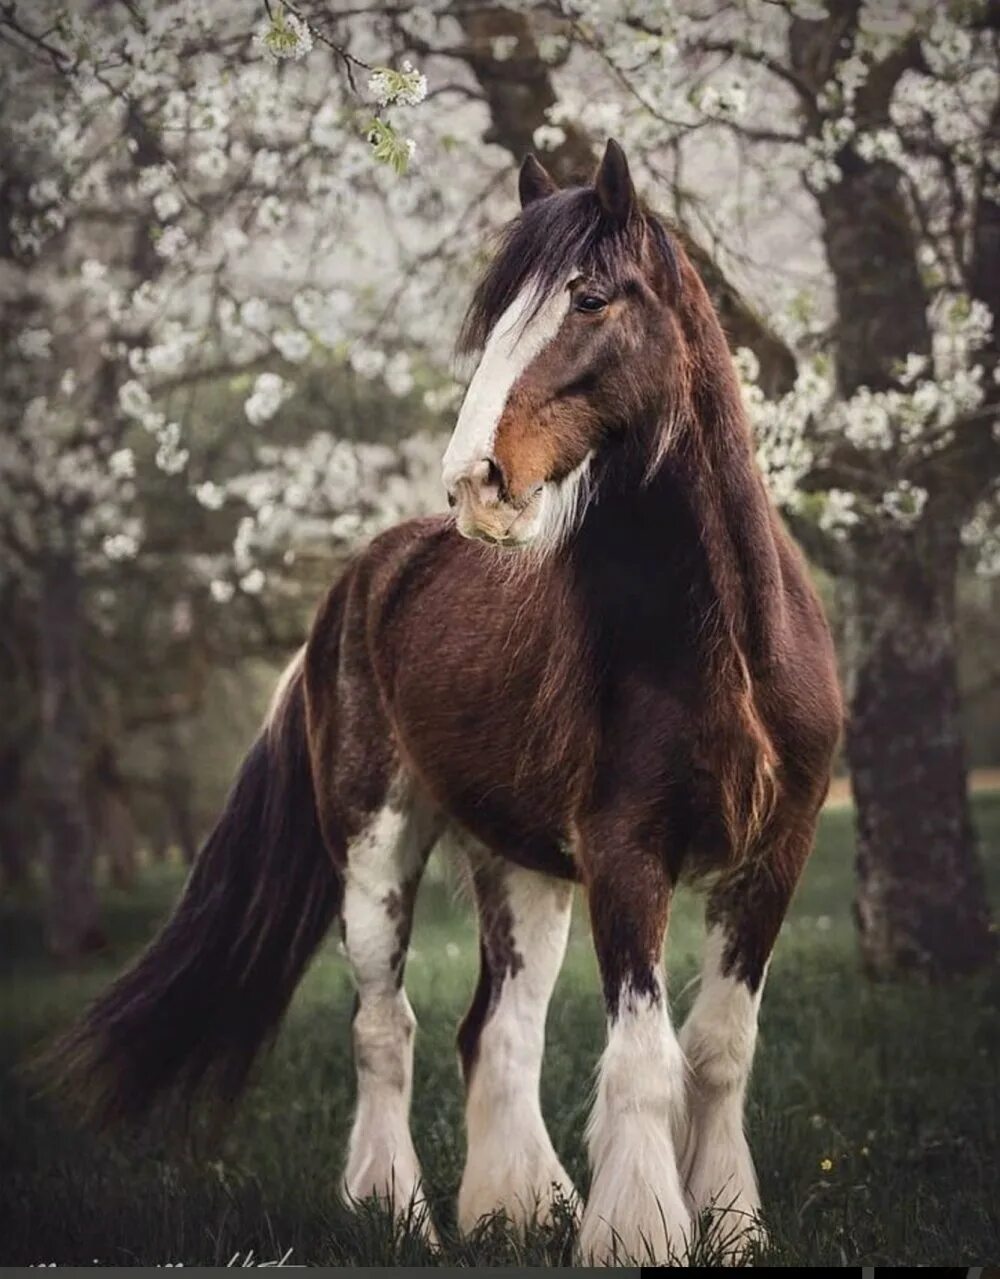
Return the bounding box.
[447,490,457,509]
[484,457,504,493]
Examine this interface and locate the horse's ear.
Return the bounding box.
[519,154,559,208]
[594,138,636,226]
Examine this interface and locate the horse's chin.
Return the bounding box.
[454,488,546,550]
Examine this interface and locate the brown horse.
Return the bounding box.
[54,141,841,1263]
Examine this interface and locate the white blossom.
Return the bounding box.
[533,124,567,151]
[878,480,928,528]
[244,372,291,426]
[103,530,141,561]
[273,329,312,363]
[154,224,188,259]
[195,481,225,510]
[108,448,135,479]
[253,9,313,64]
[367,60,428,108]
[17,328,52,360]
[153,189,183,221]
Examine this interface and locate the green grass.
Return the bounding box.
[2,797,1000,1265]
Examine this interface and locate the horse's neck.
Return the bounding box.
[677,413,787,670]
[575,419,786,671]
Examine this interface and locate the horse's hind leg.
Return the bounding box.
[678,819,814,1256]
[456,846,578,1233]
[340,771,441,1233]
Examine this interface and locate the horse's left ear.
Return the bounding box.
[519,154,559,208]
[594,138,637,226]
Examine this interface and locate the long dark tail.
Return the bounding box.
[45,660,342,1125]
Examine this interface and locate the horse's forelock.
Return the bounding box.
[458,188,681,356]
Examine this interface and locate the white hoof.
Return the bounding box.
[458,1141,579,1233]
[680,1103,764,1262]
[341,1140,437,1244]
[578,1125,691,1264]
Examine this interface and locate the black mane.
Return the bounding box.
[458,186,681,353]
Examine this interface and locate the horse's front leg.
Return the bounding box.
[457,850,578,1233]
[678,819,813,1259]
[577,832,691,1264]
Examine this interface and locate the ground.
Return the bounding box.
[2,796,999,1266]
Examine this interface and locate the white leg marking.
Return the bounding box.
[579,977,691,1264]
[459,865,578,1233]
[679,926,767,1257]
[341,778,438,1239]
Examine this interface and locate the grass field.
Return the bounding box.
[2,796,1000,1266]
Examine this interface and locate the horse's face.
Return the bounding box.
[443,141,681,553]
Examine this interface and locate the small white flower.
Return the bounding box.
[367,60,428,107]
[195,481,225,510]
[349,345,386,379]
[240,567,265,594]
[533,123,566,151]
[104,531,140,561]
[245,372,290,425]
[17,328,52,360]
[81,258,108,284]
[153,189,183,221]
[274,329,311,363]
[490,35,518,62]
[878,479,927,528]
[253,9,313,63]
[108,447,135,478]
[118,379,151,419]
[155,224,188,259]
[210,578,235,603]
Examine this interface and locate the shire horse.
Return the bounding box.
[55,141,841,1263]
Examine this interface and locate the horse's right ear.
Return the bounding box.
[519,154,559,208]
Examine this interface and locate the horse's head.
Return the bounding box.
[443,139,686,552]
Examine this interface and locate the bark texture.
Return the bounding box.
[843,522,994,976]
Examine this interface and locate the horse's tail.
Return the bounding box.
[44,653,342,1125]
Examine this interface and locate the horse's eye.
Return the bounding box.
[575,294,607,313]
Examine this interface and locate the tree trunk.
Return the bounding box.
[37,552,105,958]
[843,521,995,978]
[0,746,30,886]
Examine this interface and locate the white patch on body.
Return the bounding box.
[340,775,439,1241]
[458,864,578,1233]
[442,283,571,493]
[678,926,767,1257]
[579,977,691,1264]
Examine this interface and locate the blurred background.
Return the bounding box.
[1,0,999,1266]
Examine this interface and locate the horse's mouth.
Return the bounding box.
[454,483,546,548]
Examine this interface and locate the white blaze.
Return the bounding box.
[442,282,571,491]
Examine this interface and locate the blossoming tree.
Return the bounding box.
[0,0,446,954]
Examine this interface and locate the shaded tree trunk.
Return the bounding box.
[843,521,995,977]
[37,552,105,957]
[789,11,996,978]
[89,744,138,890]
[0,746,30,887]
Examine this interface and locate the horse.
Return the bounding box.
[52,140,841,1264]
